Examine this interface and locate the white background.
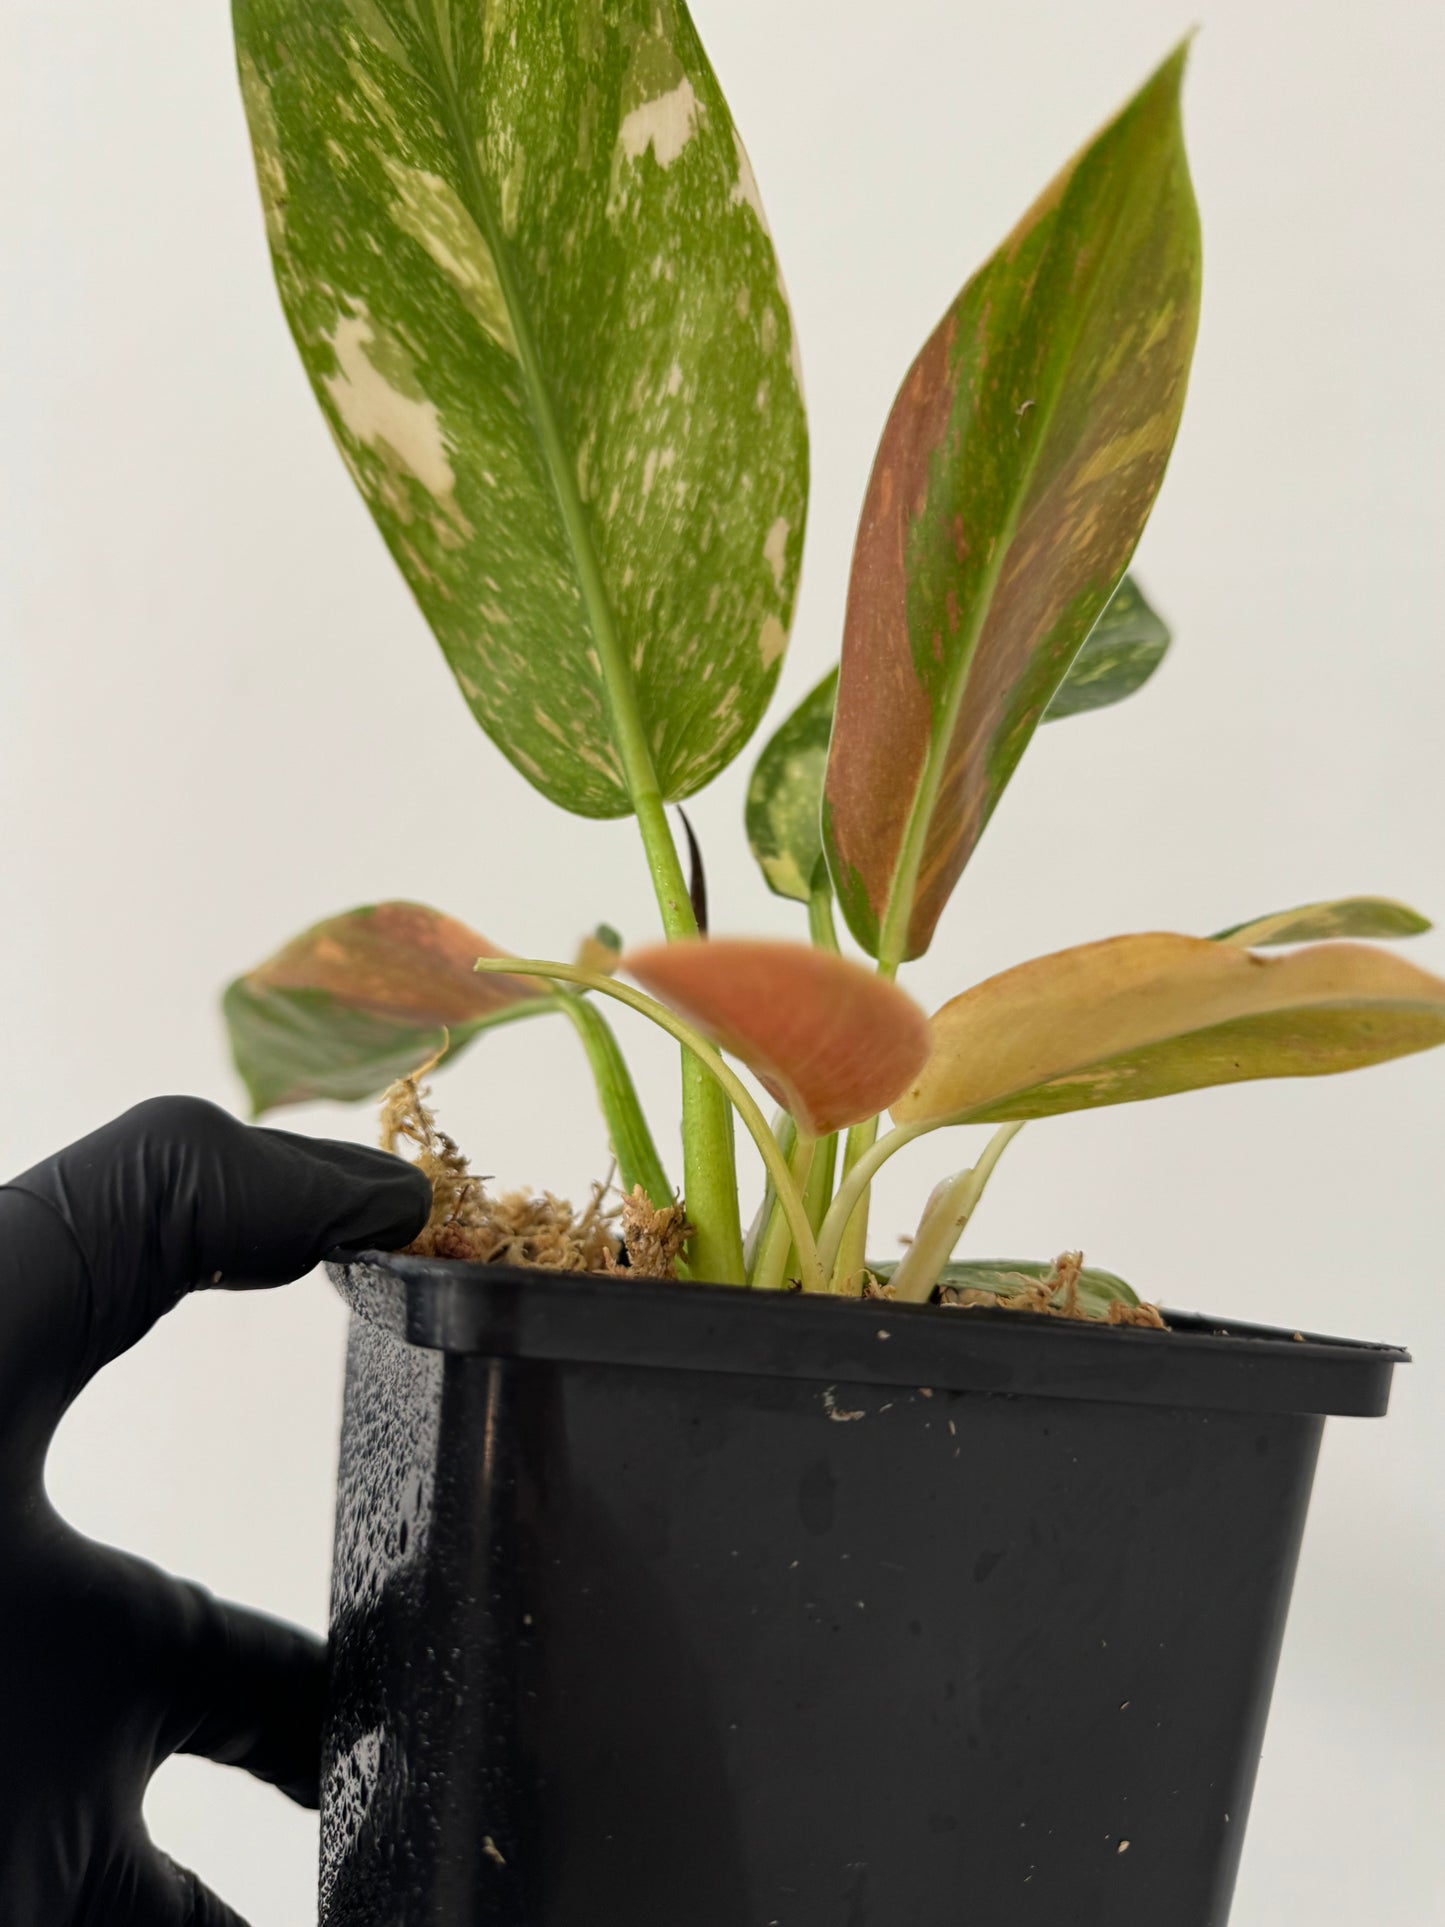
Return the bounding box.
[4,1,1441,1920]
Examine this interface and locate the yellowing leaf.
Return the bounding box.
[623,938,930,1135]
[893,933,1445,1125]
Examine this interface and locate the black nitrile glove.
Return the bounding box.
[0,1096,430,1927]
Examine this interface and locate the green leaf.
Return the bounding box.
[893,932,1445,1127]
[745,668,837,902]
[234,0,808,819]
[823,48,1201,963]
[223,899,546,1112]
[1043,575,1170,720]
[224,976,546,1114]
[872,1257,1141,1319]
[1213,897,1433,947]
[941,1259,1140,1316]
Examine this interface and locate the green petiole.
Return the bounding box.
[476,958,824,1292]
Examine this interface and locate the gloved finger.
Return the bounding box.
[162,1582,327,1808]
[1,1095,430,1400]
[107,1840,253,1927]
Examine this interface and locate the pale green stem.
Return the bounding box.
[827,952,901,1291]
[797,879,841,1247]
[629,795,743,1284]
[817,1118,932,1283]
[807,876,841,954]
[830,1114,880,1292]
[888,1123,1025,1303]
[750,1133,817,1292]
[803,1127,838,1237]
[743,1109,796,1274]
[477,959,822,1292]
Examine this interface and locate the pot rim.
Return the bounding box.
[328,1251,1406,1420]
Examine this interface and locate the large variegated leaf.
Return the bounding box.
[234,0,807,818]
[893,933,1445,1125]
[824,49,1200,963]
[745,669,837,902]
[624,938,930,1135]
[1043,576,1170,721]
[226,901,544,1111]
[1213,896,1432,947]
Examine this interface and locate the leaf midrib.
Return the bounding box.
[410,9,661,817]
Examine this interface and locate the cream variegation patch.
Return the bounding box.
[385,161,517,356]
[759,615,787,668]
[323,304,456,502]
[763,517,789,592]
[728,128,768,228]
[618,77,701,169]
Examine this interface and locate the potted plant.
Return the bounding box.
[225,6,1440,1922]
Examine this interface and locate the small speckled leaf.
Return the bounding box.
[824,49,1200,962]
[1042,576,1170,721]
[872,1257,1140,1318]
[623,938,931,1135]
[892,933,1445,1126]
[224,901,545,1112]
[1213,897,1432,947]
[745,668,838,902]
[234,0,807,818]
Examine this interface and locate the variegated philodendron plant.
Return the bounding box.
[224,4,1445,1307]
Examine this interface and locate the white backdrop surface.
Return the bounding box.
[3,1,1442,1921]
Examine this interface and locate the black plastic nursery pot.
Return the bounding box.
[318,1254,1405,1927]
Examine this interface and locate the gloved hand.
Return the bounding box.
[0,1096,430,1927]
